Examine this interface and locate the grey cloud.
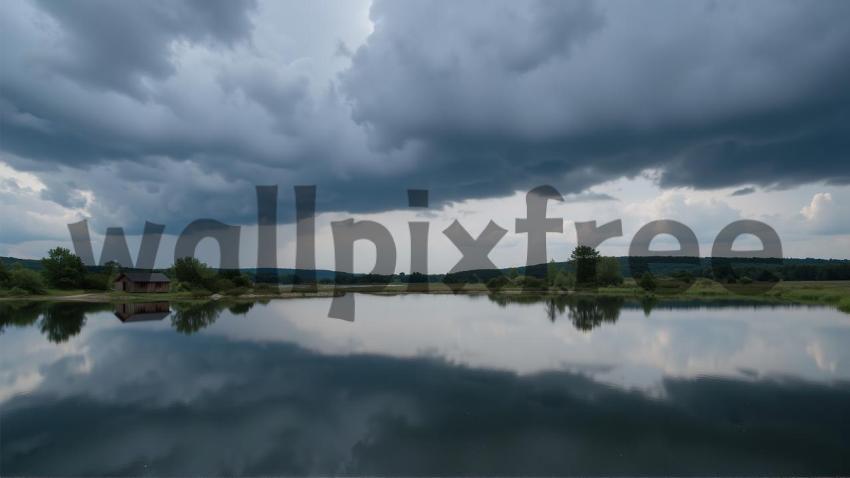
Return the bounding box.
[341,0,850,190]
[35,0,257,98]
[658,102,850,189]
[218,63,312,135]
[730,187,756,197]
[562,191,617,203]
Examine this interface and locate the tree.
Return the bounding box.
[0,260,9,288]
[570,245,600,286]
[638,272,657,292]
[546,259,559,287]
[407,272,428,283]
[596,257,624,286]
[218,269,252,287]
[172,257,211,286]
[757,269,780,282]
[41,247,86,289]
[102,260,121,279]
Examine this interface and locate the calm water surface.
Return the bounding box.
[2,295,849,475]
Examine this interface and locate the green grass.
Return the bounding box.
[0,288,197,302]
[492,279,850,313]
[2,280,849,313]
[767,281,850,306]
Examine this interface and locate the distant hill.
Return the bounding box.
[444,257,850,284]
[0,256,42,270]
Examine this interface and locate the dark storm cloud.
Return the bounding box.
[3,324,850,475]
[0,0,265,174]
[657,100,850,189]
[35,0,257,98]
[341,0,850,191]
[1,0,850,233]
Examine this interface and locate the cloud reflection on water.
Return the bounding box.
[2,295,850,474]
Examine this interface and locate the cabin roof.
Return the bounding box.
[115,272,171,283]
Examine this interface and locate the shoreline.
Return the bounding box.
[2,280,849,313]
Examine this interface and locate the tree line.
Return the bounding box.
[2,245,848,296]
[0,248,257,296]
[0,247,118,295]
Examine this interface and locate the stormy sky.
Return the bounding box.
[1,0,849,269]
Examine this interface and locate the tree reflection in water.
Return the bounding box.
[227,301,255,316]
[489,295,627,331]
[2,295,777,341]
[640,296,658,317]
[0,300,256,341]
[0,302,112,343]
[565,297,624,331]
[171,301,225,334]
[170,300,256,334]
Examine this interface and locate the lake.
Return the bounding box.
[2,294,849,475]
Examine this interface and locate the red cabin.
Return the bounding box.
[113,272,171,293]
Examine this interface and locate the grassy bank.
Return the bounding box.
[1,280,849,312]
[574,279,850,311]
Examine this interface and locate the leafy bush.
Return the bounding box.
[0,260,9,288]
[553,271,576,290]
[757,270,780,282]
[218,269,253,287]
[81,272,112,290]
[638,272,657,292]
[671,271,695,284]
[209,278,235,293]
[486,275,511,291]
[596,257,624,286]
[9,267,47,294]
[172,258,254,292]
[739,276,754,285]
[253,283,279,294]
[171,281,192,292]
[512,275,546,290]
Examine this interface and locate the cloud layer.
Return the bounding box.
[1,0,849,240]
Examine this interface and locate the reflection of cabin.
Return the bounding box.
[114,302,171,322]
[113,272,171,293]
